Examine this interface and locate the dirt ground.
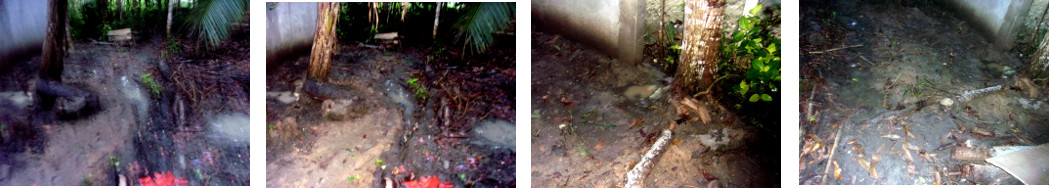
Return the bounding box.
[266,41,516,187]
[801,0,1049,185]
[529,29,779,187]
[0,26,250,186]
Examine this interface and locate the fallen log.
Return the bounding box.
[625,128,673,188]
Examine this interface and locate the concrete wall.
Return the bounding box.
[942,0,1032,49]
[0,0,48,62]
[533,0,645,65]
[266,2,317,66]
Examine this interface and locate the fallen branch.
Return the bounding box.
[808,44,863,54]
[822,125,842,184]
[625,124,675,188]
[858,55,874,66]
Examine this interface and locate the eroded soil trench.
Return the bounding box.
[266,43,515,187]
[0,31,249,185]
[801,0,1049,185]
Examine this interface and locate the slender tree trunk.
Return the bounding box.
[307,2,339,81]
[42,0,69,81]
[167,0,176,35]
[116,0,123,21]
[675,0,724,95]
[433,2,441,39]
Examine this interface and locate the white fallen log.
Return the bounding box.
[625,128,673,188]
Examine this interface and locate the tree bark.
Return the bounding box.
[116,0,123,21]
[167,0,176,35]
[675,0,724,95]
[1031,30,1049,78]
[42,0,69,81]
[307,2,340,82]
[433,2,441,39]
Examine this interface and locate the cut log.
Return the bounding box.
[374,32,398,40]
[108,28,133,44]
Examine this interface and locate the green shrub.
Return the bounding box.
[141,73,162,96]
[722,4,780,103]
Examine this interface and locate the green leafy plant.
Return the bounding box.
[140,73,162,96]
[166,35,181,54]
[455,2,515,54]
[186,0,248,50]
[904,79,933,98]
[407,78,428,100]
[724,4,781,103]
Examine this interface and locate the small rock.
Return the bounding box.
[56,95,87,116]
[322,99,360,121]
[806,32,826,45]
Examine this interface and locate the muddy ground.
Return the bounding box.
[801,0,1049,185]
[0,27,249,185]
[530,30,779,188]
[265,39,516,187]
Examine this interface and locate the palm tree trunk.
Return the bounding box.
[675,0,724,95]
[42,0,69,81]
[307,2,339,81]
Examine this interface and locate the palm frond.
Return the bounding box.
[455,2,514,54]
[186,0,247,49]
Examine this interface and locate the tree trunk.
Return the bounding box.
[116,0,123,21]
[675,0,724,95]
[433,2,441,39]
[1031,27,1049,78]
[97,0,108,23]
[42,0,69,81]
[307,2,340,82]
[167,0,176,35]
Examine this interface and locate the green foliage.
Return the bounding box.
[407,78,428,101]
[140,73,162,96]
[904,79,932,98]
[186,0,248,49]
[99,24,113,41]
[455,2,515,54]
[724,4,780,104]
[166,35,181,54]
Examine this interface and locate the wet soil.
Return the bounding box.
[530,31,779,187]
[266,42,516,187]
[0,27,249,185]
[800,0,1049,185]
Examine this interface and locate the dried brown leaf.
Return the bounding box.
[629,118,644,128]
[834,161,842,180]
[881,134,902,140]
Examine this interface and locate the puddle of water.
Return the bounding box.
[471,119,515,152]
[624,84,660,101]
[0,91,32,109]
[383,79,414,121]
[266,91,298,104]
[207,113,250,145]
[120,76,149,120]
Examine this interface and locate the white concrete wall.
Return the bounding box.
[533,0,645,64]
[0,0,48,62]
[266,2,317,65]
